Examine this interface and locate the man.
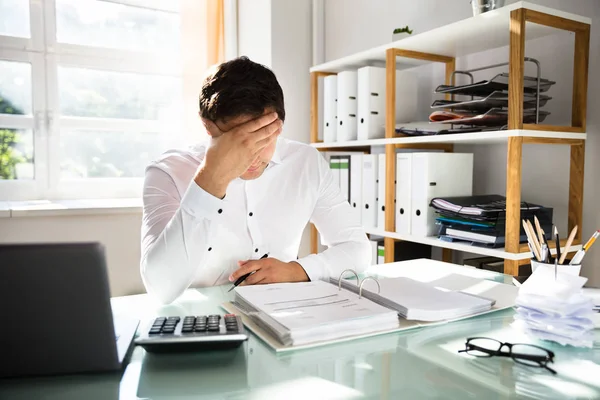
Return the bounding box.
[140,56,370,304]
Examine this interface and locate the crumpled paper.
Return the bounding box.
[512,265,594,347]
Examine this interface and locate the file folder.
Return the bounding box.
[395,153,413,234]
[377,154,386,230]
[357,67,418,140]
[339,155,350,203]
[361,154,378,229]
[337,70,358,142]
[349,154,363,224]
[323,75,338,143]
[410,153,473,237]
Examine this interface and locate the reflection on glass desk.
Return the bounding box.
[1,265,599,399]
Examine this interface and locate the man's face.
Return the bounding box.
[215,110,279,181]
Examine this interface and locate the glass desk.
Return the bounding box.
[2,269,600,399]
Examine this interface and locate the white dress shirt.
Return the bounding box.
[140,137,371,303]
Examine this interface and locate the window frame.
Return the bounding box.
[0,0,200,201]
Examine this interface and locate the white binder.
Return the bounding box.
[377,154,386,230]
[349,154,363,224]
[361,155,378,229]
[410,153,474,237]
[377,243,385,264]
[337,70,358,142]
[323,75,338,143]
[357,67,418,140]
[395,153,413,234]
[329,156,341,191]
[339,155,350,203]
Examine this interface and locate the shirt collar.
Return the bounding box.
[269,138,282,165]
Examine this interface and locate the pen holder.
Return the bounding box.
[530,258,582,276]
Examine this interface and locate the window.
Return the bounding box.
[0,0,219,201]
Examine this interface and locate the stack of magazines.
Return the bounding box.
[430,195,553,248]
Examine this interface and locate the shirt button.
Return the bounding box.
[255,248,259,253]
[249,212,253,217]
[208,247,212,251]
[218,209,223,214]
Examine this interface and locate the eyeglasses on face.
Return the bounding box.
[458,337,556,374]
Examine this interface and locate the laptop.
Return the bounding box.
[0,242,139,378]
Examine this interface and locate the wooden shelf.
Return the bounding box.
[308,3,590,276]
[310,1,591,74]
[364,228,582,261]
[311,130,586,149]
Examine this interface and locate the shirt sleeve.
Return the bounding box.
[296,152,371,281]
[140,165,226,304]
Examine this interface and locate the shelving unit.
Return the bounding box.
[309,2,591,276]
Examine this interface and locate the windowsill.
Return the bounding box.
[0,198,142,218]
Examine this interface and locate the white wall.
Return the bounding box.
[0,213,144,297]
[323,0,600,284]
[238,0,272,65]
[238,0,314,257]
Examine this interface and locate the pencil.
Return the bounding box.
[559,225,578,265]
[583,230,600,251]
[527,220,542,260]
[534,216,545,246]
[523,219,541,261]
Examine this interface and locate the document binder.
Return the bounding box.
[323,75,338,143]
[328,155,341,192]
[361,155,378,229]
[357,67,417,140]
[349,154,363,224]
[395,153,413,234]
[337,70,358,142]
[223,259,518,352]
[377,154,386,230]
[410,153,473,237]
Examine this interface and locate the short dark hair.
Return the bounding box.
[199,56,285,123]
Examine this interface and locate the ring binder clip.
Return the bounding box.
[359,277,381,299]
[338,269,359,291]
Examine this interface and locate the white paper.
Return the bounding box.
[235,281,399,346]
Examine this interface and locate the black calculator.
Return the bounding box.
[134,314,247,353]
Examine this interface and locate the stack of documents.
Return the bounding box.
[332,276,494,321]
[431,195,553,247]
[234,281,399,346]
[512,266,595,347]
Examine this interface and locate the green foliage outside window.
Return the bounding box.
[0,94,26,180]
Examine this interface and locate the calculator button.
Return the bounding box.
[194,325,207,332]
[181,327,193,333]
[208,325,220,332]
[149,329,161,334]
[226,325,238,332]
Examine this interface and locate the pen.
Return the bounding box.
[559,225,578,265]
[228,253,269,292]
[554,226,561,266]
[570,230,600,265]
